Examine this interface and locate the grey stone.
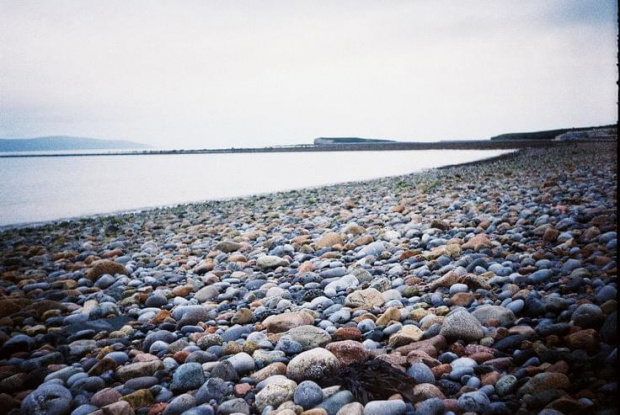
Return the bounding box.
[210,360,239,382]
[216,398,249,415]
[597,285,617,303]
[226,352,255,375]
[496,374,517,396]
[472,305,516,326]
[285,325,331,350]
[439,309,484,341]
[529,269,554,283]
[457,391,490,413]
[21,383,73,415]
[143,330,176,352]
[415,398,445,415]
[406,363,435,384]
[356,241,387,258]
[506,299,524,314]
[317,390,355,415]
[163,394,196,415]
[571,303,604,328]
[286,348,340,382]
[364,399,406,415]
[180,406,214,415]
[196,377,232,405]
[293,380,324,410]
[171,362,206,393]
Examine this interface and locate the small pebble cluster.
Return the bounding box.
[0,142,617,415]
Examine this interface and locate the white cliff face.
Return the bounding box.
[313,138,333,145]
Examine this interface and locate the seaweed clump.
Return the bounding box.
[318,359,417,404]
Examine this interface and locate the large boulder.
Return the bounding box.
[286,348,340,382]
[439,309,484,342]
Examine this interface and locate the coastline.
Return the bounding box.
[0,141,617,414]
[0,138,601,159]
[0,148,518,232]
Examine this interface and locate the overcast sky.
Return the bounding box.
[0,1,617,149]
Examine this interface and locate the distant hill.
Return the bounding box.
[490,124,617,141]
[0,136,152,152]
[314,137,396,145]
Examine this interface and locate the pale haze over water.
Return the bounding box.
[0,1,617,149]
[0,150,511,227]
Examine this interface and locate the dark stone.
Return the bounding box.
[196,378,232,405]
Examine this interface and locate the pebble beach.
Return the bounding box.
[0,141,617,415]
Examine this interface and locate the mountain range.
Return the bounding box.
[0,136,152,152]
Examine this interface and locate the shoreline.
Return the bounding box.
[0,142,616,415]
[0,149,519,232]
[0,138,604,159]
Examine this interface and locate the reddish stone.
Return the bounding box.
[332,327,363,342]
[545,335,562,347]
[150,310,171,325]
[518,265,538,274]
[464,344,494,355]
[375,353,407,367]
[233,383,252,397]
[458,386,478,394]
[102,249,124,258]
[543,228,560,242]
[569,325,584,334]
[250,362,287,383]
[443,399,459,412]
[298,261,314,273]
[406,350,440,367]
[394,335,446,356]
[326,340,370,366]
[450,292,474,307]
[564,329,599,352]
[171,285,193,297]
[173,351,189,363]
[484,358,513,371]
[461,234,492,250]
[485,318,501,327]
[87,260,127,281]
[481,371,500,386]
[88,357,118,376]
[448,342,465,356]
[15,389,32,401]
[397,343,437,358]
[0,366,17,376]
[300,409,329,415]
[546,396,583,412]
[431,363,452,378]
[469,352,494,364]
[399,251,418,261]
[91,388,122,407]
[524,366,542,376]
[133,354,159,363]
[594,256,612,267]
[147,403,167,415]
[412,384,445,403]
[0,394,18,413]
[575,389,597,400]
[545,360,570,374]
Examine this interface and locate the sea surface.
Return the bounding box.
[0,150,513,227]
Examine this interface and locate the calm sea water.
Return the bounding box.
[0,150,513,227]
